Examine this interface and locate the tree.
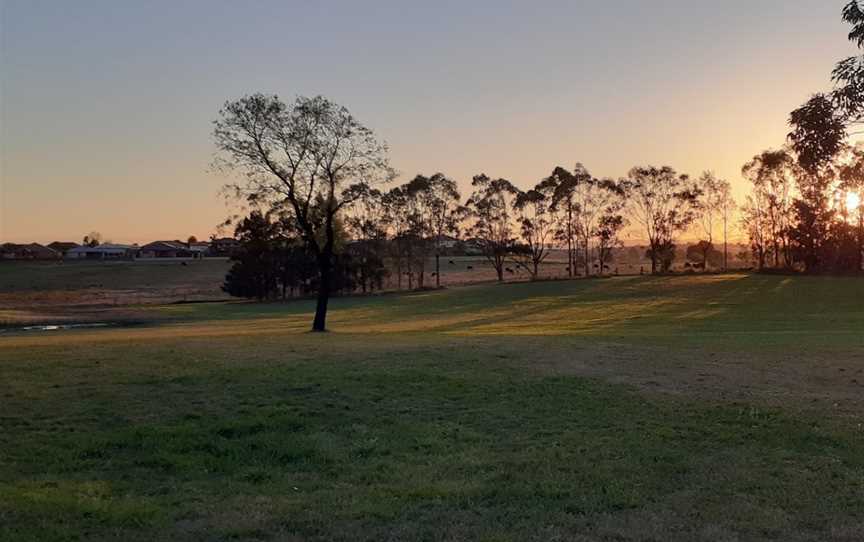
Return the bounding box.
[741,190,770,271]
[344,188,390,293]
[832,2,864,124]
[403,173,462,288]
[788,94,847,272]
[398,179,432,288]
[685,240,721,270]
[512,182,556,279]
[571,175,621,277]
[838,144,864,271]
[741,150,796,269]
[213,94,392,331]
[593,179,627,275]
[378,186,409,289]
[719,181,736,271]
[544,164,594,277]
[622,166,702,273]
[465,174,520,282]
[83,231,102,247]
[541,165,590,277]
[223,211,284,300]
[695,172,733,270]
[187,235,198,245]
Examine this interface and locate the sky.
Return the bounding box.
[0,0,858,244]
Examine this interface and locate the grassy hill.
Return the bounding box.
[2,274,864,541]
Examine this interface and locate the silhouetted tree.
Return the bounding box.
[402,173,462,288]
[741,190,770,271]
[622,166,702,273]
[696,172,733,270]
[832,2,864,124]
[214,94,392,331]
[380,186,411,289]
[512,182,556,279]
[788,94,846,272]
[593,179,628,275]
[838,144,864,271]
[741,150,795,269]
[466,174,519,282]
[544,164,592,277]
[345,189,390,293]
[223,211,284,300]
[83,232,102,247]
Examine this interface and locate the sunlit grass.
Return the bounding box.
[3,274,864,540]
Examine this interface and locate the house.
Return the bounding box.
[0,243,61,260]
[210,237,240,256]
[435,235,460,250]
[188,242,211,258]
[47,241,80,256]
[65,244,138,260]
[138,241,194,258]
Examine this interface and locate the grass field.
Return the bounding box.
[3,274,864,541]
[0,259,233,313]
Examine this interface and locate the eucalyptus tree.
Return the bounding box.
[622,166,702,274]
[381,185,413,289]
[838,145,864,271]
[404,173,463,288]
[345,188,390,293]
[465,174,520,282]
[696,172,734,270]
[592,179,628,275]
[741,150,796,268]
[571,175,624,277]
[741,189,770,271]
[788,94,847,272]
[832,1,864,125]
[213,94,392,331]
[512,182,556,279]
[543,164,592,277]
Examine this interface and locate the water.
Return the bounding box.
[0,322,115,333]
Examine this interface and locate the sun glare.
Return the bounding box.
[846,191,861,212]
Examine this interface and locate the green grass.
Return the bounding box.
[3,274,864,540]
[0,259,232,294]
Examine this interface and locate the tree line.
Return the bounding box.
[740,1,864,274]
[212,2,864,332]
[213,96,738,331]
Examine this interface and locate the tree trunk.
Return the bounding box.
[723,215,728,271]
[435,253,441,287]
[312,254,331,332]
[396,255,402,289]
[567,215,574,278]
[858,212,863,273]
[584,240,590,277]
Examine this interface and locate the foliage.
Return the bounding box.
[512,183,556,279]
[741,150,796,269]
[622,166,702,273]
[214,93,392,330]
[465,174,520,281]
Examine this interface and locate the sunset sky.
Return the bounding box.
[1,1,857,244]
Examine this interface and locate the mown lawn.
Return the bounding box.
[2,274,864,541]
